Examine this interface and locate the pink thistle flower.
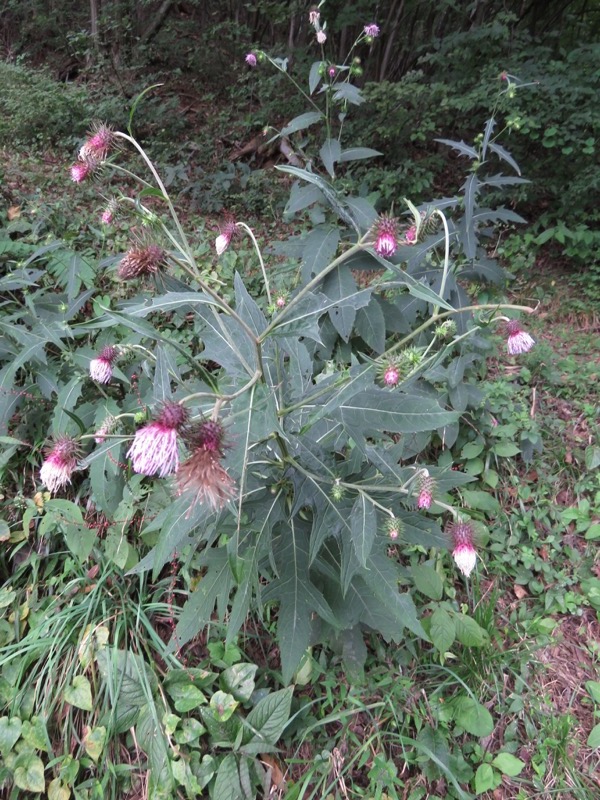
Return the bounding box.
[386,517,402,541]
[89,345,118,383]
[70,161,94,183]
[373,215,399,257]
[127,403,189,478]
[177,420,236,510]
[447,520,477,577]
[364,23,380,38]
[506,319,535,355]
[215,217,237,255]
[383,364,399,387]
[328,66,336,78]
[118,243,166,280]
[316,30,327,44]
[245,52,257,67]
[40,437,80,493]
[101,198,118,225]
[417,474,436,511]
[404,225,417,245]
[276,295,286,309]
[309,9,320,26]
[79,123,114,162]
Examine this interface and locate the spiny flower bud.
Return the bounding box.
[94,415,118,444]
[101,198,119,225]
[417,474,436,511]
[447,520,477,577]
[379,361,400,388]
[505,319,535,355]
[118,243,166,280]
[386,517,403,541]
[331,479,344,502]
[435,320,456,339]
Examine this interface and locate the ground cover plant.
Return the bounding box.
[0,3,599,799]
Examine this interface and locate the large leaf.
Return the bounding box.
[320,138,342,178]
[322,265,359,341]
[350,493,377,567]
[300,226,340,281]
[354,298,386,353]
[280,111,323,137]
[339,389,458,438]
[284,182,324,217]
[244,687,293,746]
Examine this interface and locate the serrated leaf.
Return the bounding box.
[64,675,93,711]
[51,376,83,437]
[435,138,478,159]
[320,138,342,178]
[245,687,293,746]
[280,111,323,137]
[350,493,377,567]
[452,613,489,647]
[488,141,521,175]
[491,752,525,776]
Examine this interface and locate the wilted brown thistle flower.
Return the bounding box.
[117,243,166,280]
[177,420,236,511]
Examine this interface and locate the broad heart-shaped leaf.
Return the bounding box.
[413,563,444,601]
[429,606,456,654]
[320,138,342,178]
[64,675,93,711]
[13,751,45,793]
[244,687,293,746]
[263,521,338,684]
[452,695,494,737]
[0,716,22,753]
[350,493,377,567]
[339,389,458,439]
[221,664,257,703]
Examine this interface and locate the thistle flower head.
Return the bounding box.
[70,161,96,183]
[316,29,327,44]
[127,402,189,478]
[328,65,336,78]
[94,415,118,444]
[118,243,166,280]
[40,437,80,493]
[363,23,380,38]
[506,319,535,355]
[373,215,399,258]
[382,363,400,388]
[101,198,119,225]
[245,52,257,67]
[447,520,477,577]
[80,123,115,162]
[177,420,236,510]
[435,320,457,339]
[89,345,118,383]
[309,9,320,26]
[417,474,436,511]
[404,225,417,245]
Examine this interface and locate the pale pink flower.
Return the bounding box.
[404,225,417,245]
[316,30,327,44]
[101,198,118,225]
[215,218,237,255]
[448,521,477,577]
[309,9,320,26]
[127,403,188,478]
[276,295,286,309]
[90,345,118,383]
[40,437,80,493]
[363,23,380,38]
[245,53,257,67]
[506,320,535,355]
[373,215,399,257]
[177,420,236,510]
[328,66,336,78]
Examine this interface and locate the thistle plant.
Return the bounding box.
[30,16,539,688]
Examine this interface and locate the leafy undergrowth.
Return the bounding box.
[1,146,599,800]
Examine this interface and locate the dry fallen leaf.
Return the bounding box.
[514,584,528,599]
[7,205,21,220]
[261,754,286,791]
